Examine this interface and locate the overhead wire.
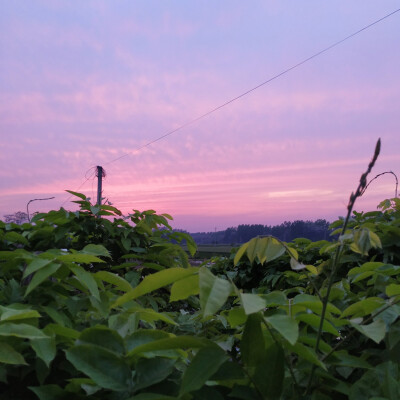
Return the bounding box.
[103,7,400,166]
[61,7,400,208]
[60,166,97,208]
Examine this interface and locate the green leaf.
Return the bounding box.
[112,267,198,308]
[29,384,71,400]
[341,297,385,318]
[296,313,340,336]
[180,346,228,395]
[58,254,105,264]
[69,265,100,301]
[0,323,49,339]
[241,314,265,367]
[185,236,197,257]
[125,305,177,326]
[199,267,232,318]
[41,307,72,327]
[66,344,131,391]
[0,305,41,321]
[328,350,371,369]
[65,190,87,200]
[293,294,341,316]
[263,291,287,306]
[350,319,386,344]
[121,237,131,251]
[23,258,55,278]
[125,330,171,352]
[349,361,399,400]
[234,237,286,265]
[252,343,284,399]
[227,307,247,328]
[25,262,61,296]
[299,335,332,354]
[240,314,284,398]
[350,228,382,256]
[31,337,56,367]
[170,274,199,301]
[95,271,132,292]
[45,324,79,339]
[240,293,266,315]
[386,284,400,297]
[265,314,299,345]
[135,358,176,390]
[78,326,125,355]
[348,262,384,277]
[81,244,111,258]
[4,231,29,245]
[100,205,122,216]
[0,342,27,365]
[127,336,212,358]
[234,242,249,266]
[287,342,327,370]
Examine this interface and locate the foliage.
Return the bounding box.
[3,211,29,225]
[190,219,331,245]
[0,185,399,399]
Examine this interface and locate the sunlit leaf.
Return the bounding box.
[265,314,299,345]
[112,267,198,308]
[341,297,385,318]
[240,293,266,315]
[386,284,400,297]
[199,267,232,317]
[95,271,132,292]
[170,274,199,301]
[81,244,111,258]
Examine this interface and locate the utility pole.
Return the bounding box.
[96,166,104,206]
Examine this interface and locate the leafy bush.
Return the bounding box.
[1,164,400,398]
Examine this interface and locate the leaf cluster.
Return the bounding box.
[0,192,399,399]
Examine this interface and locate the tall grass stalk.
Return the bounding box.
[305,138,381,394]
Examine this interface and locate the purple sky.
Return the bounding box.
[1,1,399,231]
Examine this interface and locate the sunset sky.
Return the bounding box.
[1,1,399,232]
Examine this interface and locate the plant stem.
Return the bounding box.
[305,138,381,394]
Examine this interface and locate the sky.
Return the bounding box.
[1,1,399,232]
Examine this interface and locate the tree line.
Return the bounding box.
[189,219,332,245]
[3,211,332,245]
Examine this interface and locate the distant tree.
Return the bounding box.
[3,211,29,224]
[190,219,332,245]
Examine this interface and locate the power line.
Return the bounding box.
[103,7,400,166]
[60,167,97,208]
[62,7,400,208]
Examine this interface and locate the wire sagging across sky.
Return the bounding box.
[61,7,400,208]
[103,7,400,167]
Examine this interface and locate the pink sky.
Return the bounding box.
[1,1,399,231]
